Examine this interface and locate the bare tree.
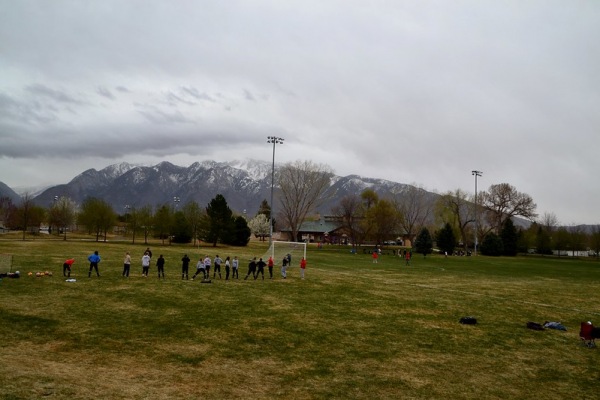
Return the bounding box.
[278,160,334,242]
[48,196,77,240]
[182,201,204,246]
[395,185,432,245]
[538,212,559,233]
[435,189,474,252]
[480,183,537,233]
[332,194,364,247]
[590,225,600,258]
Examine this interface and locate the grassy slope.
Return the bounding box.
[1,238,599,399]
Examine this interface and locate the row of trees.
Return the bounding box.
[2,159,598,257]
[0,193,252,246]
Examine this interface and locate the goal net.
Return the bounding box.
[0,254,13,274]
[262,241,307,267]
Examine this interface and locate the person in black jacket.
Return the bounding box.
[181,254,190,280]
[245,257,257,280]
[156,255,165,279]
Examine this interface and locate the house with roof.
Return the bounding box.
[280,215,347,244]
[280,214,414,247]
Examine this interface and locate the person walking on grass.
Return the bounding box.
[255,257,266,280]
[372,250,378,264]
[123,252,131,277]
[232,256,239,279]
[192,257,206,280]
[267,256,274,279]
[142,252,151,277]
[245,257,257,280]
[181,254,190,280]
[225,256,231,280]
[300,257,307,279]
[157,254,165,279]
[213,255,222,279]
[87,251,101,278]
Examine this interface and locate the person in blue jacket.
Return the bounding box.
[87,250,101,277]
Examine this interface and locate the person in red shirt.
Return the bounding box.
[63,258,75,277]
[372,250,379,264]
[300,257,307,279]
[267,256,274,279]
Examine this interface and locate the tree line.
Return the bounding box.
[1,161,599,257]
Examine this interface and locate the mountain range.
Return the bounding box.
[1,160,425,217]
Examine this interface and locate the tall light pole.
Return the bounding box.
[472,170,482,256]
[267,136,284,246]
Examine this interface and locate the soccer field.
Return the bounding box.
[1,239,599,399]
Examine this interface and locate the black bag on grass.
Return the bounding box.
[526,321,545,331]
[459,316,477,325]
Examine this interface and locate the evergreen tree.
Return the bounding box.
[226,215,251,246]
[535,225,552,255]
[480,232,504,256]
[414,227,433,257]
[171,211,192,243]
[206,194,234,246]
[500,218,518,256]
[436,223,456,255]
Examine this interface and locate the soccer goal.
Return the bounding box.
[0,254,13,274]
[262,241,307,266]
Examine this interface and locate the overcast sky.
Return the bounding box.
[1,1,599,225]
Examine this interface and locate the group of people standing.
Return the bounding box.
[76,248,307,281]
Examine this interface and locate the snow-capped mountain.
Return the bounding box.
[22,159,426,216]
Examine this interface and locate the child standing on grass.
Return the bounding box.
[225,256,231,280]
[181,254,190,280]
[213,255,222,279]
[232,256,239,279]
[142,252,151,277]
[156,254,165,279]
[300,257,307,279]
[87,251,101,278]
[281,255,288,279]
[123,252,131,277]
[267,256,274,279]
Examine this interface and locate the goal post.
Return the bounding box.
[262,241,307,266]
[0,253,13,274]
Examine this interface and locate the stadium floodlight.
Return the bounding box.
[267,136,284,246]
[472,170,482,256]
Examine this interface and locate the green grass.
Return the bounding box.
[1,237,600,399]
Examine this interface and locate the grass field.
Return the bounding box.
[1,237,600,399]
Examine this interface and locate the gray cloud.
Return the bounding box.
[0,1,599,224]
[97,86,115,100]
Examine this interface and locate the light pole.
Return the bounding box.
[124,204,130,235]
[173,196,180,210]
[267,136,284,246]
[472,170,482,256]
[53,196,59,236]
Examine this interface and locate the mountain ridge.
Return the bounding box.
[19,159,415,216]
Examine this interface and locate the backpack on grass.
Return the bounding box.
[459,316,477,325]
